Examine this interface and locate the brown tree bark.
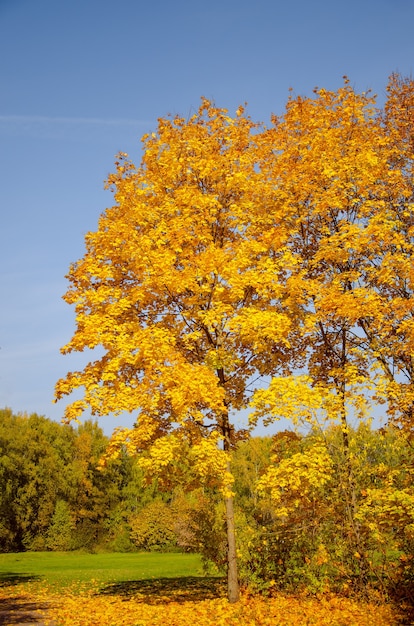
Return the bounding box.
[224,491,240,603]
[219,398,240,603]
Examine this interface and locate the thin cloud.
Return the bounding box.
[0,114,155,140]
[0,114,153,126]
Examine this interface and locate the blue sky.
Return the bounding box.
[0,0,413,436]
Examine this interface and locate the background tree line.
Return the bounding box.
[2,407,414,603]
[0,408,132,552]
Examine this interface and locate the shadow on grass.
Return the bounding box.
[98,576,226,604]
[0,572,41,588]
[0,596,50,625]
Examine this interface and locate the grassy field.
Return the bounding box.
[0,550,208,592]
[0,552,406,625]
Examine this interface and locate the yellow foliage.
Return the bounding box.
[57,76,414,438]
[257,442,334,516]
[55,98,300,440]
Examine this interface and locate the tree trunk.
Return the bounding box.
[216,370,240,603]
[224,490,240,603]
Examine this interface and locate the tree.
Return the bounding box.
[68,420,126,549]
[259,75,414,435]
[253,80,394,416]
[55,77,414,598]
[46,500,75,551]
[55,100,301,602]
[0,409,75,551]
[129,498,177,551]
[355,73,414,429]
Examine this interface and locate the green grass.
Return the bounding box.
[0,551,212,593]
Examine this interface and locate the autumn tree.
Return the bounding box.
[55,77,414,599]
[260,74,414,436]
[248,79,414,572]
[55,100,302,602]
[355,73,414,429]
[253,80,393,415]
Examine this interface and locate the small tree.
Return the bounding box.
[55,100,299,602]
[129,499,177,551]
[46,500,75,551]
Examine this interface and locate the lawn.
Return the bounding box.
[0,550,207,592]
[0,552,407,626]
